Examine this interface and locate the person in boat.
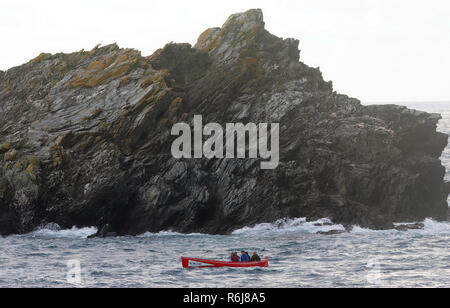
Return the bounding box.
[240,251,250,262]
[251,252,261,262]
[231,252,240,262]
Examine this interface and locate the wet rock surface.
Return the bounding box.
[394,223,425,232]
[0,9,448,236]
[316,230,346,236]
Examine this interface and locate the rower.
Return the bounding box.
[251,252,261,262]
[240,251,250,262]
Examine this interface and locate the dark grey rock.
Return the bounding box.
[316,230,346,235]
[394,223,425,232]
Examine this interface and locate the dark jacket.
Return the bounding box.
[251,254,261,262]
[231,255,240,262]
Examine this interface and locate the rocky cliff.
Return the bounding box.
[0,9,448,236]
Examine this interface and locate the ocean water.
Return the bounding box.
[0,102,449,288]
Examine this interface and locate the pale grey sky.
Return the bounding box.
[1,0,449,103]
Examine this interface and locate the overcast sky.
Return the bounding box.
[1,0,449,103]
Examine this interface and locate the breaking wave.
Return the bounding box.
[232,217,450,236]
[16,217,450,240]
[27,224,97,239]
[232,218,345,235]
[349,218,450,234]
[138,231,206,237]
[138,216,450,237]
[414,218,450,233]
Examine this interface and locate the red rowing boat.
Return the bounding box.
[181,257,269,268]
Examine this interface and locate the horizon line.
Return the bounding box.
[363,100,450,104]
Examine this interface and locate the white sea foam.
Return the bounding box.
[22,218,449,240]
[232,217,450,236]
[421,218,450,233]
[29,225,97,239]
[138,230,205,237]
[351,218,450,234]
[232,217,345,235]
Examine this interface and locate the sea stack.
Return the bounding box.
[0,9,448,236]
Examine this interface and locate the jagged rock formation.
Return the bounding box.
[0,9,448,235]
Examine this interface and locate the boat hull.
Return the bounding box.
[181,257,269,268]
